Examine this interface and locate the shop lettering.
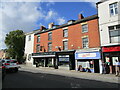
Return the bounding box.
[78,53,96,58]
[102,46,120,52]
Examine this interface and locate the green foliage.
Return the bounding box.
[47,63,54,67]
[5,30,25,63]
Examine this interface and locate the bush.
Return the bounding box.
[47,63,54,67]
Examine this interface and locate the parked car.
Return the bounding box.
[2,59,21,72]
[2,63,6,80]
[0,60,6,80]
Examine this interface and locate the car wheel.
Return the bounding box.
[14,68,18,72]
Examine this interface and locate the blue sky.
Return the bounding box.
[0,0,100,49]
[37,2,97,28]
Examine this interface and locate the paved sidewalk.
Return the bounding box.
[19,64,120,84]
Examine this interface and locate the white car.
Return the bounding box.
[2,59,21,72]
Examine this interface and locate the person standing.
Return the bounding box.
[115,59,120,76]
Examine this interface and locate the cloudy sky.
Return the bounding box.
[0,0,100,49]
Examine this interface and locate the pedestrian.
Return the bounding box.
[78,65,83,72]
[115,59,120,76]
[101,61,106,74]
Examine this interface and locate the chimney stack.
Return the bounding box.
[48,22,54,29]
[78,14,84,19]
[40,25,46,31]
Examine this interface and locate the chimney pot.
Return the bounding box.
[78,14,84,19]
[40,25,46,31]
[48,22,54,29]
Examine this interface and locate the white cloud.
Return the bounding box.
[0,0,99,49]
[44,10,57,20]
[57,17,66,25]
[0,2,66,49]
[0,2,44,49]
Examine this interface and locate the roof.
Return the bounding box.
[96,0,109,5]
[35,14,98,35]
[25,29,40,35]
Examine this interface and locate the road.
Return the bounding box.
[2,70,119,89]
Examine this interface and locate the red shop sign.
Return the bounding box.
[102,46,120,52]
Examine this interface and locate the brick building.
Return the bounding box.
[32,14,101,72]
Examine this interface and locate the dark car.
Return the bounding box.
[0,60,6,80]
[2,63,6,80]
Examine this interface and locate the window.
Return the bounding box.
[48,32,52,40]
[28,35,31,41]
[109,3,118,16]
[48,42,52,52]
[82,37,88,48]
[36,44,40,53]
[63,41,68,50]
[82,24,88,33]
[109,25,120,43]
[37,36,40,43]
[63,29,68,37]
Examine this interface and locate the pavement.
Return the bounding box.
[19,64,120,84]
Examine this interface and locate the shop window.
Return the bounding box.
[82,24,88,33]
[82,37,89,48]
[109,25,120,43]
[63,41,68,50]
[63,29,68,37]
[109,2,118,16]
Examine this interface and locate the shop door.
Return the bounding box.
[94,60,99,73]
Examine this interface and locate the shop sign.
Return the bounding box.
[75,52,101,59]
[59,57,69,62]
[102,46,120,52]
[32,52,56,56]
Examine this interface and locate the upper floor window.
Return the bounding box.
[63,41,68,50]
[63,29,68,37]
[109,25,120,43]
[109,3,118,16]
[37,35,40,43]
[82,24,88,33]
[48,32,52,40]
[36,44,40,53]
[28,35,31,41]
[82,37,88,48]
[48,42,52,52]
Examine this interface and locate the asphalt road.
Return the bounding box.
[2,71,120,89]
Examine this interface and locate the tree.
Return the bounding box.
[5,30,25,63]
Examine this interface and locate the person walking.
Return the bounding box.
[115,59,120,76]
[101,61,106,74]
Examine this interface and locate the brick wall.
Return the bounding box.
[34,18,100,53]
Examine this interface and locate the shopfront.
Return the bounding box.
[56,50,75,70]
[75,51,101,73]
[31,51,75,70]
[102,45,120,74]
[32,52,56,68]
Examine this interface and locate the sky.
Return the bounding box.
[0,0,100,50]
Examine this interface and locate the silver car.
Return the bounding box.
[2,59,21,72]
